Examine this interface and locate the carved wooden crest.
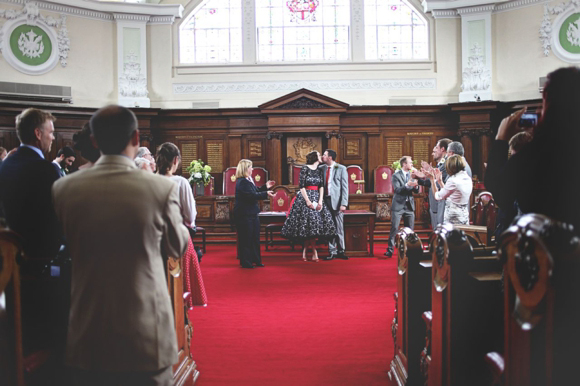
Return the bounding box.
[259,88,349,112]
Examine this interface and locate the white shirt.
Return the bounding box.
[434,170,473,205]
[170,175,197,228]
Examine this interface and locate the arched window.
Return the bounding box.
[179,0,243,64]
[364,0,428,60]
[255,0,350,62]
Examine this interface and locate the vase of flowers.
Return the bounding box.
[187,159,212,196]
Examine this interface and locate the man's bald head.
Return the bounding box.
[90,105,138,155]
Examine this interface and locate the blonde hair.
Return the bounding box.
[445,154,466,176]
[235,159,252,178]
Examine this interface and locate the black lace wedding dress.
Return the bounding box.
[281,166,336,241]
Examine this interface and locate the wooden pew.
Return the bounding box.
[167,257,199,385]
[390,227,432,386]
[486,214,580,386]
[427,224,503,386]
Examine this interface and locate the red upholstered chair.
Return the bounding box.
[251,167,268,189]
[471,191,494,225]
[264,187,295,251]
[203,176,214,196]
[346,165,365,194]
[374,166,394,194]
[223,167,237,196]
[291,164,302,185]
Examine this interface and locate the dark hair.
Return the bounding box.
[399,156,411,166]
[15,108,56,145]
[57,146,76,158]
[325,149,337,161]
[436,138,452,151]
[73,123,101,163]
[540,67,580,141]
[156,142,181,176]
[90,105,137,154]
[305,151,319,165]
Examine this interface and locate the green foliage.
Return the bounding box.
[186,159,212,186]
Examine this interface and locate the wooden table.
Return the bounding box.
[259,210,375,257]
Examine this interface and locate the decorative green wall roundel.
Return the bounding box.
[9,25,52,66]
[559,13,580,54]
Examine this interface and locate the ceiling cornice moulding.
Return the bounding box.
[422,0,545,15]
[0,0,182,24]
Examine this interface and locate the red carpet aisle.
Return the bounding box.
[191,244,397,386]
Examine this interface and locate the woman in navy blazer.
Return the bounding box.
[233,159,275,268]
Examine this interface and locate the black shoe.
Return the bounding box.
[254,263,265,267]
[240,264,254,269]
[336,252,349,260]
[325,254,337,260]
[382,251,393,259]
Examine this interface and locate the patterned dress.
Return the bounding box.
[281,166,337,241]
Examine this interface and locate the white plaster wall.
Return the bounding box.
[0,4,116,107]
[493,4,568,101]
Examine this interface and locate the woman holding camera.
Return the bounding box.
[485,67,580,232]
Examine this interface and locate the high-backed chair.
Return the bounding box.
[264,186,295,251]
[374,165,394,194]
[290,163,302,185]
[346,165,364,194]
[471,191,497,244]
[223,167,237,196]
[251,167,268,189]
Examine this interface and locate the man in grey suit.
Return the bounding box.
[52,105,189,386]
[416,138,451,229]
[321,149,349,260]
[384,156,419,258]
[447,141,472,178]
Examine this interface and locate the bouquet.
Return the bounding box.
[187,159,212,186]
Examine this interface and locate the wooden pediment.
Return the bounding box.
[259,89,349,113]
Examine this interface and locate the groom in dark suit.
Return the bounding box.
[0,108,62,259]
[384,156,419,258]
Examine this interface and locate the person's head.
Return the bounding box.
[136,146,156,172]
[540,67,580,137]
[305,151,320,165]
[400,156,413,172]
[57,146,76,167]
[432,138,451,162]
[135,157,154,173]
[322,149,337,165]
[447,141,464,157]
[445,154,466,176]
[89,105,139,156]
[0,147,6,160]
[508,131,533,156]
[235,159,253,178]
[15,108,56,154]
[73,123,101,163]
[156,142,181,176]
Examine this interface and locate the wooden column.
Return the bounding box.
[325,130,342,162]
[266,132,283,185]
[367,131,381,192]
[227,134,242,167]
[479,129,492,182]
[459,130,474,175]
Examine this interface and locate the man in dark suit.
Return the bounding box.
[0,108,62,259]
[384,156,419,258]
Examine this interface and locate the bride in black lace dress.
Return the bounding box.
[281,151,336,262]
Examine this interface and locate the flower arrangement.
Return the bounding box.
[187,159,212,186]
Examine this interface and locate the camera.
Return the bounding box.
[518,112,538,127]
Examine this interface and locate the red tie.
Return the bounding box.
[326,168,330,188]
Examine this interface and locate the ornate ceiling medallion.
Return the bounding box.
[0,2,69,75]
[286,0,320,23]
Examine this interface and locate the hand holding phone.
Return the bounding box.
[518,112,538,128]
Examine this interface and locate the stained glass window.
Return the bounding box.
[256,0,350,62]
[179,0,243,64]
[364,0,428,60]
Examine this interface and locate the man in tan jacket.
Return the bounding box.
[52,105,189,385]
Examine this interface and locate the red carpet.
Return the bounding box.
[191,244,397,385]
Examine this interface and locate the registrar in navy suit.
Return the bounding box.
[234,177,269,268]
